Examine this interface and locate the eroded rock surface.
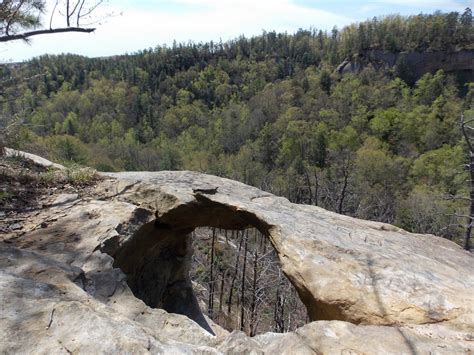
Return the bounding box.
[336,49,474,83]
[1,157,474,353]
[102,171,474,328]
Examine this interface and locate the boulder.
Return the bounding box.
[4,147,65,170]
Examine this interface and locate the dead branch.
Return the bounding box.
[0,26,95,42]
[461,114,474,152]
[443,194,472,201]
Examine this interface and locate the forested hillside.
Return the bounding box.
[1,10,473,243]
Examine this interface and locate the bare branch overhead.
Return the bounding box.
[0,0,102,43]
[0,26,94,42]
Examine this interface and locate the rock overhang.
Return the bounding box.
[1,159,474,353]
[99,170,474,329]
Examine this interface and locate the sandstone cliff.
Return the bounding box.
[336,49,474,83]
[1,151,473,353]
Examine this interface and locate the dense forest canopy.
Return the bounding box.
[1,10,473,244]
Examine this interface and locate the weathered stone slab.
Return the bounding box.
[102,171,474,329]
[1,162,473,353]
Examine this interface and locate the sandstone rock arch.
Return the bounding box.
[111,192,289,334]
[99,171,474,333]
[2,152,474,352]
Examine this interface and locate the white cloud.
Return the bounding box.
[371,0,465,8]
[1,0,353,62]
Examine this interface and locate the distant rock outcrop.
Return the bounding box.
[1,152,473,353]
[336,50,474,83]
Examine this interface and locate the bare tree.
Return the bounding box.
[227,230,243,314]
[208,227,216,318]
[191,227,309,335]
[218,268,226,315]
[0,0,105,43]
[249,231,260,336]
[273,270,285,332]
[239,229,249,331]
[460,113,474,251]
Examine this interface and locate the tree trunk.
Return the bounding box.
[314,169,319,206]
[249,241,259,336]
[219,270,226,314]
[460,114,473,251]
[337,167,349,214]
[303,168,313,205]
[208,228,216,318]
[274,271,285,332]
[240,230,249,332]
[227,231,243,314]
[464,151,474,250]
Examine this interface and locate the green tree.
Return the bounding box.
[353,137,407,222]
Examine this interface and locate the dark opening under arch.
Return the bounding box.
[109,194,310,335]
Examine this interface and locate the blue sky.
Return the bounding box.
[1,0,471,62]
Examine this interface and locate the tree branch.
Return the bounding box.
[443,194,472,201]
[0,26,95,42]
[461,113,474,152]
[77,0,87,26]
[50,0,59,30]
[78,0,103,20]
